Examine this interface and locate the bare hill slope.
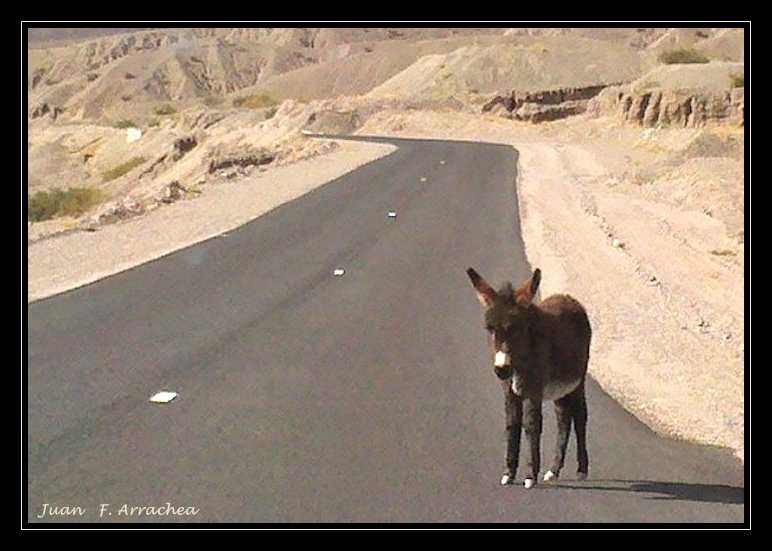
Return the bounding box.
[27,27,744,240]
[368,36,647,99]
[28,28,510,123]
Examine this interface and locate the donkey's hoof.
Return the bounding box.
[523,478,535,489]
[543,470,557,482]
[500,473,514,485]
[576,471,588,481]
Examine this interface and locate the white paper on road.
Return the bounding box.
[149,391,178,403]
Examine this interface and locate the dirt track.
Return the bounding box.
[358,110,744,462]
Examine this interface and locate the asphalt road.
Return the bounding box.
[26,137,745,524]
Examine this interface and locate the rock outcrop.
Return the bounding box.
[304,109,360,135]
[208,146,275,174]
[158,181,189,204]
[588,86,744,127]
[88,195,145,226]
[482,85,610,123]
[172,136,198,161]
[30,102,64,120]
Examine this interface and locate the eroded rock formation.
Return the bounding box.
[482,85,610,123]
[208,146,275,174]
[30,102,64,120]
[588,86,744,127]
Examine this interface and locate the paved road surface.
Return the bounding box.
[27,137,744,524]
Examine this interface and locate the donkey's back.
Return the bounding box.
[532,294,591,401]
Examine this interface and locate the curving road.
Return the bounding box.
[27,137,744,524]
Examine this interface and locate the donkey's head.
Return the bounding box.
[466,267,541,380]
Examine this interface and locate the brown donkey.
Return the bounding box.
[466,267,591,488]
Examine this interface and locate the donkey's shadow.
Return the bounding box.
[544,479,744,505]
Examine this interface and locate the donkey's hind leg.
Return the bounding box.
[573,381,589,480]
[544,393,573,482]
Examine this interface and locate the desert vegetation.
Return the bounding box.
[28,187,106,222]
[233,93,278,109]
[114,119,137,129]
[153,103,176,116]
[102,156,146,182]
[658,48,710,64]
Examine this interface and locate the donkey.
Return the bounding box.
[466,267,591,488]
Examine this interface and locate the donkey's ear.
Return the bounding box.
[467,267,495,307]
[515,268,541,307]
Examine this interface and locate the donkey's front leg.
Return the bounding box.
[522,398,543,489]
[501,383,522,485]
[544,394,573,482]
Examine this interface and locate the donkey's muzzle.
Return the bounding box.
[494,365,513,380]
[493,350,512,379]
[494,350,511,368]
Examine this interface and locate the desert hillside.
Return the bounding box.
[27,27,744,235]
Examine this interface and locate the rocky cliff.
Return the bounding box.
[585,61,744,128]
[481,84,610,122]
[588,86,744,127]
[481,82,743,128]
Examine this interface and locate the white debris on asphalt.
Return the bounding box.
[333,269,345,276]
[388,211,396,218]
[420,177,427,182]
[149,391,178,404]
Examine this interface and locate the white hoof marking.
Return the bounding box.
[501,474,512,485]
[523,478,535,489]
[543,470,556,482]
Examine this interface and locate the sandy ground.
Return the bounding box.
[26,111,745,464]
